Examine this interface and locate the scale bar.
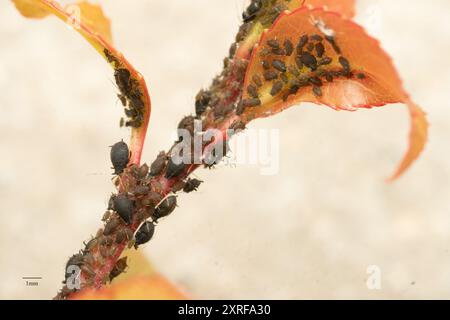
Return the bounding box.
[22,277,43,280]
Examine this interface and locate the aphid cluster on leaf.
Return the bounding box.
[104,49,146,128]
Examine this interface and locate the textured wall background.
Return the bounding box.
[0,0,449,299]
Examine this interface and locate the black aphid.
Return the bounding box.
[339,56,351,73]
[284,40,294,56]
[272,59,287,73]
[113,194,134,225]
[183,178,203,193]
[110,140,129,175]
[247,84,259,98]
[315,43,325,57]
[135,221,155,245]
[270,81,284,96]
[150,152,167,176]
[263,70,278,81]
[300,52,318,70]
[165,156,186,179]
[153,196,177,222]
[114,68,131,93]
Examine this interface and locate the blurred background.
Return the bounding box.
[0,0,449,299]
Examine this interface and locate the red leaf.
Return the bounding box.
[242,7,427,179]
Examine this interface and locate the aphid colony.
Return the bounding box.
[239,32,366,113]
[104,49,146,128]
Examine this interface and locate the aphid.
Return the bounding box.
[267,39,280,49]
[133,185,150,196]
[120,118,125,127]
[113,194,134,224]
[109,257,128,282]
[311,34,323,42]
[103,218,120,236]
[295,56,304,70]
[325,35,341,54]
[288,65,300,77]
[270,81,284,96]
[313,86,323,97]
[271,47,285,56]
[339,56,351,73]
[263,70,278,81]
[315,43,325,57]
[153,196,177,222]
[243,0,262,22]
[247,84,259,98]
[284,40,294,56]
[195,89,211,117]
[99,235,113,246]
[262,60,270,70]
[252,75,263,87]
[309,76,323,87]
[241,98,261,108]
[84,238,98,251]
[165,157,186,179]
[137,163,149,179]
[280,73,288,84]
[83,253,95,266]
[149,151,167,176]
[300,52,318,70]
[236,102,245,115]
[114,68,131,93]
[104,48,117,64]
[357,73,366,79]
[324,72,334,82]
[272,59,286,73]
[318,57,332,66]
[306,42,314,52]
[117,94,127,106]
[110,140,130,175]
[297,35,309,52]
[229,43,238,58]
[124,108,138,118]
[115,229,127,244]
[102,211,112,222]
[183,178,203,193]
[178,115,195,135]
[135,221,156,245]
[229,120,246,132]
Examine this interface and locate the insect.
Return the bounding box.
[109,257,128,282]
[114,68,131,94]
[165,156,186,179]
[339,56,351,73]
[110,140,130,175]
[103,218,120,236]
[272,60,286,73]
[178,115,195,137]
[252,75,263,87]
[113,194,134,225]
[267,39,280,49]
[241,98,261,108]
[183,178,203,193]
[297,35,309,52]
[284,40,293,56]
[315,43,325,58]
[195,89,211,117]
[149,151,167,176]
[300,52,317,70]
[270,81,284,96]
[309,76,323,87]
[306,42,315,52]
[318,57,332,66]
[153,196,177,222]
[136,163,149,179]
[243,0,262,22]
[134,221,156,245]
[263,70,278,81]
[247,84,259,99]
[325,35,341,54]
[313,86,323,97]
[117,94,127,106]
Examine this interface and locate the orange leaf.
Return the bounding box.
[242,7,427,179]
[72,275,187,300]
[12,0,151,165]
